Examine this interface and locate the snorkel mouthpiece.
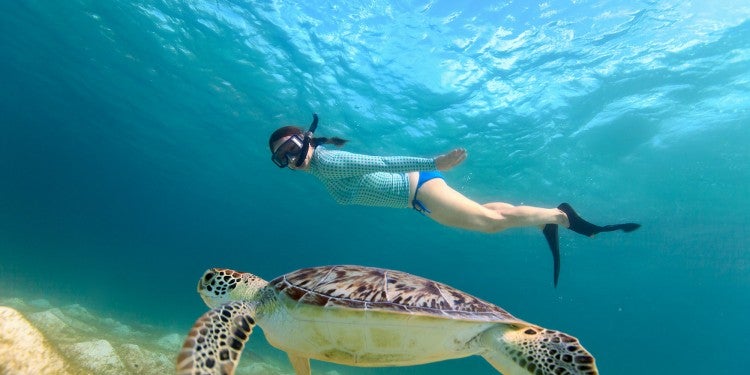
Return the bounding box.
[294,113,318,167]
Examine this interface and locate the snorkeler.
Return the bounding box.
[269,114,641,286]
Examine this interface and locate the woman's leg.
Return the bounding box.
[484,202,570,229]
[416,179,567,233]
[415,179,640,287]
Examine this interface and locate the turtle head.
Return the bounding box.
[197,268,268,308]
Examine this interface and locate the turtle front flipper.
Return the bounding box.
[477,324,598,375]
[287,353,311,375]
[176,301,257,375]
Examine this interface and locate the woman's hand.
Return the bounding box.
[435,148,467,171]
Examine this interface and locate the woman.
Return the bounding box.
[269,115,640,286]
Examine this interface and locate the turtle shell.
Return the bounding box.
[269,265,516,322]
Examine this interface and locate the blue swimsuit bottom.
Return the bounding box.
[411,170,444,215]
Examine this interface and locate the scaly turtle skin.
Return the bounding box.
[177,265,598,375]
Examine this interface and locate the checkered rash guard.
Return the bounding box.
[307,147,437,208]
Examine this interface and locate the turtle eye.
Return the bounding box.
[204,271,215,282]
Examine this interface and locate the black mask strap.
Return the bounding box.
[295,113,319,167]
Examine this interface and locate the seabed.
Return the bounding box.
[0,297,304,375]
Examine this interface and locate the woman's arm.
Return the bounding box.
[312,147,466,178]
[434,148,467,171]
[311,148,431,178]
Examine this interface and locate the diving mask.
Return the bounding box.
[271,113,319,168]
[271,134,305,168]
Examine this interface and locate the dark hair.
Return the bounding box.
[268,126,348,152]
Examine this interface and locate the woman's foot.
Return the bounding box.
[558,203,641,237]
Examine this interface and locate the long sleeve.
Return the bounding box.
[310,148,437,179]
[306,147,438,208]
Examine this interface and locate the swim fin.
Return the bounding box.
[543,224,560,287]
[558,203,641,237]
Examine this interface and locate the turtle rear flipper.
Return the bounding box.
[478,324,598,375]
[177,301,257,375]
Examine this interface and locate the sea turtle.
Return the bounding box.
[176,265,598,375]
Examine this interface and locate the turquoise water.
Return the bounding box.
[1,0,749,373]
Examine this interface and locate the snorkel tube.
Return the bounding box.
[295,113,319,167]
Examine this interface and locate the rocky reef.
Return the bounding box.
[0,297,295,375]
